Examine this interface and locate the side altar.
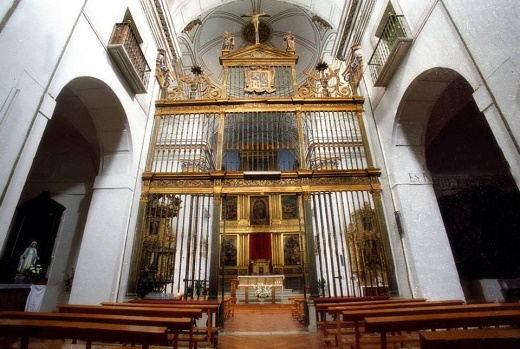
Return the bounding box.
[237,275,285,304]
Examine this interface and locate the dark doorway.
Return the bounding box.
[0,191,65,283]
[425,77,520,296]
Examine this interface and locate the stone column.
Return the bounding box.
[69,175,134,304]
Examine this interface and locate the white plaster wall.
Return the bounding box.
[356,2,508,300]
[0,0,160,305]
[442,0,520,186]
[0,0,84,247]
[46,5,156,161]
[47,2,159,303]
[69,177,135,304]
[362,0,520,300]
[40,188,91,311]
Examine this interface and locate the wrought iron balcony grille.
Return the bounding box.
[108,22,151,93]
[368,13,412,86]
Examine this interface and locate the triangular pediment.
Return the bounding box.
[220,44,298,66]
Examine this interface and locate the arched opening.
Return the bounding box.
[0,77,131,309]
[395,68,520,301]
[425,76,520,301]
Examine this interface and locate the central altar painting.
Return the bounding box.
[219,194,305,286]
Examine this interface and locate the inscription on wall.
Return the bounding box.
[408,172,432,183]
[407,173,509,190]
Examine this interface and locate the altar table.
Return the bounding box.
[237,275,285,304]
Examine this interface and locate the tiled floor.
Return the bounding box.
[217,303,328,349]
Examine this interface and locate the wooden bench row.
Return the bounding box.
[316,298,520,349]
[314,295,391,324]
[317,298,428,328]
[319,297,433,345]
[365,309,520,349]
[419,328,520,349]
[0,317,168,349]
[100,300,221,347]
[334,300,466,349]
[0,301,226,349]
[1,310,194,349]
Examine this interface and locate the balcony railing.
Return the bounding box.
[108,22,151,93]
[368,14,412,86]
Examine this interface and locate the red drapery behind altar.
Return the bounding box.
[249,233,272,261]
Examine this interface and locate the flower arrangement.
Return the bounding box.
[253,284,272,298]
[23,264,44,282]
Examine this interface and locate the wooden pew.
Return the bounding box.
[0,311,192,349]
[314,295,394,323]
[101,300,221,347]
[316,298,427,326]
[342,302,520,349]
[324,300,464,349]
[364,309,520,349]
[319,298,428,348]
[58,304,203,349]
[419,328,520,349]
[0,318,167,349]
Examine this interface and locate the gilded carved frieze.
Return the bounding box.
[156,105,221,115]
[222,178,301,187]
[146,179,214,189]
[143,173,379,193]
[307,176,373,186]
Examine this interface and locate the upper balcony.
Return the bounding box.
[108,23,151,94]
[368,13,412,87]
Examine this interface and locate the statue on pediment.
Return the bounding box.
[283,31,295,52]
[222,31,235,51]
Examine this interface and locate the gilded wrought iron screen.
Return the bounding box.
[302,111,368,170]
[148,113,219,172]
[135,40,392,300]
[136,193,214,298]
[311,190,388,297]
[222,111,299,171]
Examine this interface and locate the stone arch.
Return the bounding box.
[11,76,132,309]
[394,67,463,159]
[63,77,132,176]
[395,67,520,301]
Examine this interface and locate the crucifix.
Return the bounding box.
[241,11,270,44]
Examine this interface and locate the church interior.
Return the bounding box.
[0,0,519,347]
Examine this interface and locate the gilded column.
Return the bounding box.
[295,108,307,169]
[145,113,163,171]
[355,106,374,167]
[215,111,226,170]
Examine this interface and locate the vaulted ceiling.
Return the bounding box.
[169,0,345,86]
